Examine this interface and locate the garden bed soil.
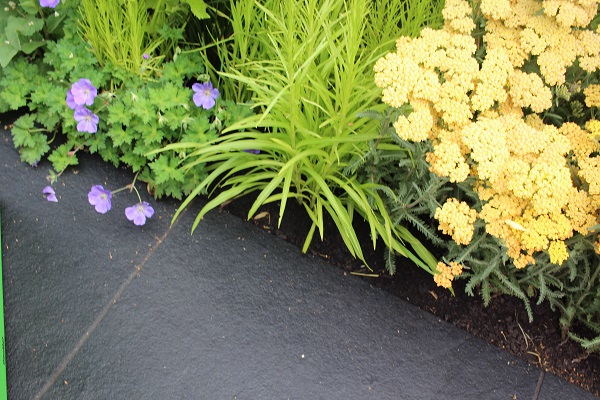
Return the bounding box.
[221,194,600,397]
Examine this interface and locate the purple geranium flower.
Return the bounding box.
[66,90,77,110]
[192,82,219,110]
[74,107,100,133]
[125,202,155,226]
[69,78,97,107]
[143,53,149,60]
[40,0,59,8]
[88,185,112,214]
[42,186,58,202]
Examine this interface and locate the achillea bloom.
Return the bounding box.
[192,82,219,110]
[548,240,569,265]
[74,107,99,133]
[42,186,58,202]
[471,48,512,112]
[480,0,512,20]
[88,185,112,214]
[586,120,600,141]
[69,79,97,107]
[442,0,475,34]
[433,261,464,289]
[39,0,59,7]
[393,100,435,142]
[434,198,478,245]
[125,202,154,226]
[584,84,600,108]
[508,70,552,113]
[426,140,470,183]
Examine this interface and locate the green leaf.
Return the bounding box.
[120,150,147,172]
[20,40,45,55]
[182,0,209,20]
[107,100,132,126]
[0,57,40,108]
[0,40,19,68]
[18,135,50,165]
[163,107,188,131]
[131,95,156,125]
[180,116,211,143]
[154,179,184,199]
[7,16,44,37]
[149,154,185,184]
[179,166,207,197]
[107,125,133,147]
[148,82,189,111]
[142,121,165,145]
[98,142,121,167]
[11,114,37,148]
[87,132,108,154]
[160,52,204,82]
[48,143,79,172]
[30,81,68,115]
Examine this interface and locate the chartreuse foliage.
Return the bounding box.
[78,0,209,79]
[155,0,443,272]
[2,0,252,200]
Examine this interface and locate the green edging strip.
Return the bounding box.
[0,211,6,400]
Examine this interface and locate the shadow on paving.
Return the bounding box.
[1,125,597,399]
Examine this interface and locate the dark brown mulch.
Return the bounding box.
[221,194,600,397]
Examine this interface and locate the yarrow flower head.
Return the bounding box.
[67,78,97,109]
[192,82,219,110]
[125,202,155,226]
[42,186,58,202]
[74,107,99,133]
[88,185,112,214]
[39,0,59,8]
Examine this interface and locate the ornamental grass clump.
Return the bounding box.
[370,0,600,350]
[157,0,444,272]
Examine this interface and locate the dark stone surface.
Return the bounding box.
[1,126,597,399]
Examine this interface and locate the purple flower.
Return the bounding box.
[125,202,155,226]
[88,185,112,214]
[143,54,149,60]
[42,186,58,202]
[192,82,219,110]
[69,78,97,107]
[66,90,77,110]
[40,0,59,7]
[243,149,260,154]
[74,107,99,133]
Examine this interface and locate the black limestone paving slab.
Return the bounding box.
[1,124,597,399]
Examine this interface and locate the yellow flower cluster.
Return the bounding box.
[584,84,600,108]
[587,120,600,138]
[435,198,478,245]
[482,0,600,85]
[433,261,464,289]
[373,0,600,272]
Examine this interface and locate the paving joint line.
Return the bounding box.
[32,210,187,400]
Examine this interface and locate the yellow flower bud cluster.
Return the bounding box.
[435,198,478,245]
[433,261,464,289]
[373,0,600,272]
